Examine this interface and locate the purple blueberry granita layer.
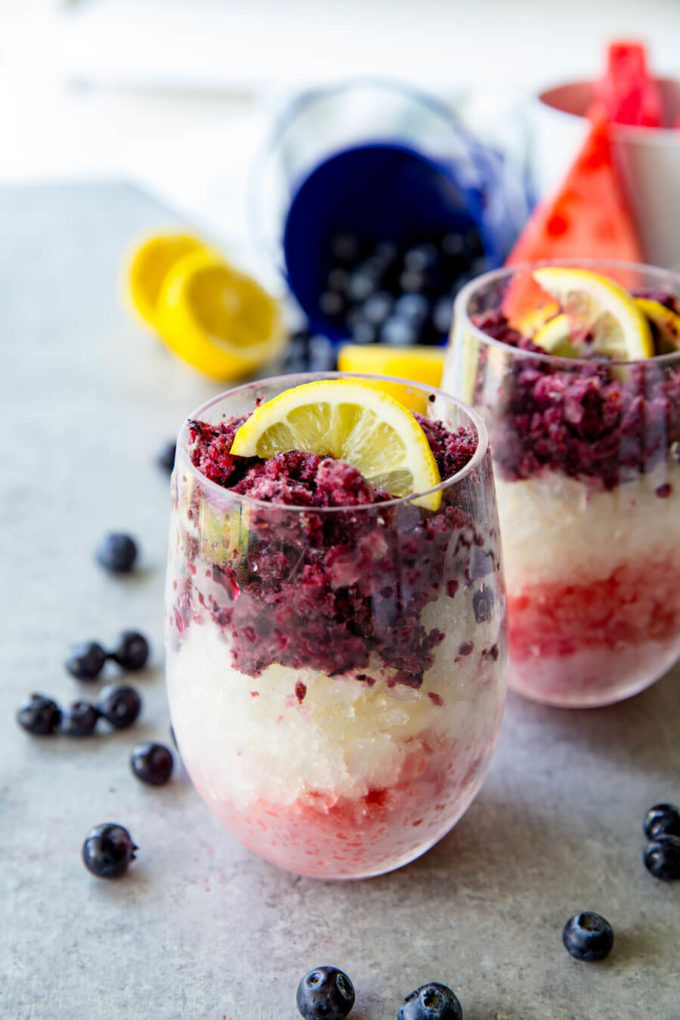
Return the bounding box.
[471,293,680,491]
[170,413,500,686]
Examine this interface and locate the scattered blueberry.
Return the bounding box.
[82,823,137,878]
[65,640,107,680]
[156,440,176,474]
[643,803,680,840]
[97,684,142,729]
[59,700,99,737]
[398,982,463,1020]
[110,630,150,671]
[131,742,174,786]
[296,966,355,1020]
[16,693,62,735]
[96,532,138,573]
[644,835,680,881]
[562,912,614,962]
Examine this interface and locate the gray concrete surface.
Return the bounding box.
[1,182,679,1020]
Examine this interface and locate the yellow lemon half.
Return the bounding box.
[230,378,442,510]
[156,250,284,381]
[125,231,207,327]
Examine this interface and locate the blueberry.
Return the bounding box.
[643,803,680,840]
[381,317,418,347]
[16,693,61,735]
[404,243,438,273]
[562,912,614,961]
[318,291,345,319]
[441,232,465,257]
[82,823,137,878]
[433,296,455,337]
[350,318,378,345]
[110,630,150,671]
[65,640,106,680]
[156,440,176,474]
[96,533,138,573]
[472,585,494,624]
[97,684,141,729]
[330,234,362,264]
[362,291,394,327]
[296,966,355,1020]
[398,982,463,1020]
[308,335,336,372]
[395,293,429,324]
[463,228,484,256]
[644,835,680,880]
[59,700,99,737]
[131,742,174,785]
[399,269,427,294]
[327,267,350,294]
[347,267,378,303]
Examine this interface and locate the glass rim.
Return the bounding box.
[454,257,680,368]
[176,370,490,514]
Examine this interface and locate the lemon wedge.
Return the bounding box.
[635,298,680,353]
[156,250,284,380]
[126,231,206,327]
[336,344,445,412]
[533,267,654,361]
[230,378,442,510]
[532,314,579,358]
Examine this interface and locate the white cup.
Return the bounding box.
[530,78,680,269]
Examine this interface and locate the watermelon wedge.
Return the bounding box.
[507,107,642,267]
[594,41,663,127]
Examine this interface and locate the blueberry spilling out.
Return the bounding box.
[562,912,614,962]
[131,742,174,786]
[17,693,62,735]
[296,966,355,1020]
[65,640,107,680]
[644,835,680,880]
[82,823,137,878]
[110,630,150,671]
[96,533,138,573]
[97,685,142,729]
[156,440,176,474]
[398,982,463,1020]
[59,700,99,737]
[643,802,680,840]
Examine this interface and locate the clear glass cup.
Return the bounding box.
[165,372,507,878]
[443,260,680,708]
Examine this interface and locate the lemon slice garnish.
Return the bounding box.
[336,344,445,412]
[533,267,654,361]
[156,250,284,380]
[230,378,442,510]
[125,231,206,327]
[532,314,579,358]
[635,298,680,353]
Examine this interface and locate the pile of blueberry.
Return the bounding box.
[318,229,485,346]
[281,228,486,375]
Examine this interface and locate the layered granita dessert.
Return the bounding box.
[165,374,506,878]
[444,262,680,707]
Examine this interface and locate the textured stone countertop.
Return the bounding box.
[1,182,679,1020]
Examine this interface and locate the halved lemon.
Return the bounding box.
[635,298,680,353]
[336,344,445,412]
[230,378,442,510]
[156,250,284,380]
[125,231,206,327]
[533,267,654,361]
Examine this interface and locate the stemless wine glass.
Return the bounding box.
[444,260,680,708]
[165,372,507,879]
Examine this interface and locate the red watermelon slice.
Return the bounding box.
[595,41,663,127]
[507,107,642,268]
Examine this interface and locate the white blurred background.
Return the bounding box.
[2,0,679,253]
